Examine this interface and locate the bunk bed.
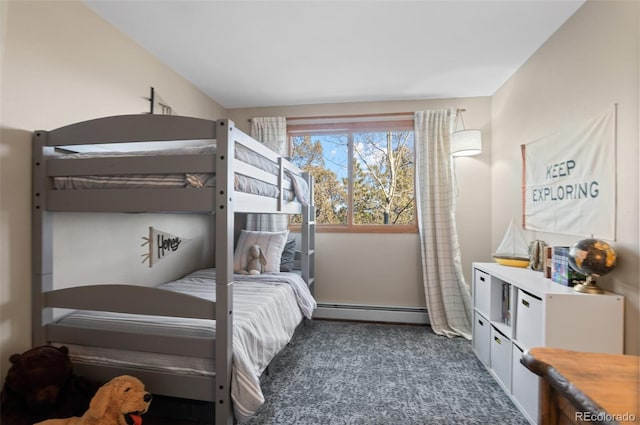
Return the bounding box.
[31,115,316,425]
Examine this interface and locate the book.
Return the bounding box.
[551,246,586,286]
[502,282,511,326]
[552,246,570,286]
[544,246,553,278]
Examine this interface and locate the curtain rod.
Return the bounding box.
[247,109,465,122]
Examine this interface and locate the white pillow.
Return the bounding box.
[233,230,289,274]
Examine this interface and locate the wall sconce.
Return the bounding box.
[451,109,482,157]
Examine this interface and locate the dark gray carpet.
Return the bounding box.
[245,320,528,425]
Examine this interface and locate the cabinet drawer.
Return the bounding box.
[512,343,539,423]
[490,326,512,392]
[474,269,491,316]
[472,312,490,366]
[516,290,543,349]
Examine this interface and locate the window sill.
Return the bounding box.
[289,224,417,234]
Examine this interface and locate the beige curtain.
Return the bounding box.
[414,109,472,339]
[246,117,288,231]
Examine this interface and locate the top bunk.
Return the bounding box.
[32,115,311,214]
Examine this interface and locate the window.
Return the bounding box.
[289,117,416,232]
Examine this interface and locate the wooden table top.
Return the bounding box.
[522,347,640,424]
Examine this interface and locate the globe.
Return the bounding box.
[568,238,617,294]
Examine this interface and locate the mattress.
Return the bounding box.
[55,268,316,423]
[50,144,308,203]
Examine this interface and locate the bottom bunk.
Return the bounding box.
[44,268,316,423]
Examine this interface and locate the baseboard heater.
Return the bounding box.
[314,303,429,325]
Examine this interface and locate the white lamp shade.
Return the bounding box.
[451,129,482,156]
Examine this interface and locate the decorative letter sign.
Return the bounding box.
[521,107,616,239]
[141,227,189,267]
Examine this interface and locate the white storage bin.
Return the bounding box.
[472,311,490,366]
[490,326,512,392]
[512,343,539,424]
[516,290,543,349]
[474,269,491,316]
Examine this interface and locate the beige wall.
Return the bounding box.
[492,0,639,354]
[228,97,493,308]
[0,1,226,375]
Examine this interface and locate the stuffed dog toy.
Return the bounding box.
[34,375,152,425]
[239,244,266,275]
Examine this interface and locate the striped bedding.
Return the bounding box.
[51,144,306,202]
[56,268,316,423]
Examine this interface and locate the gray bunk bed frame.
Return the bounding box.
[31,114,315,425]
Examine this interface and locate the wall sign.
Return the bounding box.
[521,106,616,239]
[141,226,190,267]
[148,87,175,115]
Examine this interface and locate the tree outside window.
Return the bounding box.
[289,119,415,232]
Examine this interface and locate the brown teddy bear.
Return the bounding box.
[0,345,99,425]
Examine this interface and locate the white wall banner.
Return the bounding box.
[141,226,190,267]
[521,106,616,239]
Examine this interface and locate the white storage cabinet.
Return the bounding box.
[471,262,624,425]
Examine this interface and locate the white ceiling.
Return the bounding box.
[86,0,585,109]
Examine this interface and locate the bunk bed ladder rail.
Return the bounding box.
[32,130,54,346]
[301,172,316,294]
[215,119,235,425]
